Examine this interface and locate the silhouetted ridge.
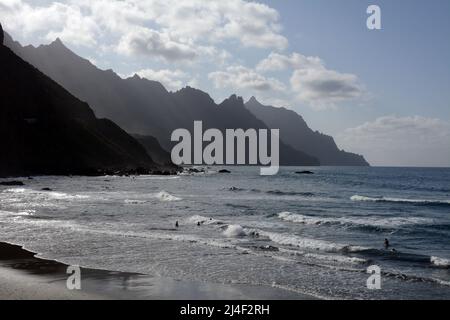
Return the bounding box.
[0,22,4,45]
[245,97,369,166]
[0,41,173,177]
[4,35,368,166]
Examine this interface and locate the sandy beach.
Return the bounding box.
[0,242,313,300]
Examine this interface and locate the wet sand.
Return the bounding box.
[0,242,314,300]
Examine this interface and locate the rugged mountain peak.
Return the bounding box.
[221,94,244,107]
[247,96,259,104]
[41,37,74,55]
[177,86,210,98]
[0,22,4,46]
[50,37,64,47]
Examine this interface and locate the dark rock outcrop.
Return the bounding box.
[0,43,161,177]
[295,171,314,175]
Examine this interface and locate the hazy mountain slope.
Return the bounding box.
[245,97,369,166]
[132,134,173,166]
[0,29,165,177]
[5,34,318,166]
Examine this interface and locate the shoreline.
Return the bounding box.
[0,242,315,300]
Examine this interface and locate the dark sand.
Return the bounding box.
[0,242,314,300]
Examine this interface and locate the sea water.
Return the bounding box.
[0,167,449,299]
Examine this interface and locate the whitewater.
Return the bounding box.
[0,166,449,299]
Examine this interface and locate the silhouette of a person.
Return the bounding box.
[384,238,390,249]
[175,221,179,228]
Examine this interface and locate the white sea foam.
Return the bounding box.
[304,253,367,265]
[278,211,434,228]
[136,175,180,180]
[3,188,27,193]
[223,225,246,238]
[258,230,347,252]
[186,215,220,225]
[0,209,35,216]
[431,256,450,267]
[153,191,181,202]
[351,195,450,205]
[8,216,238,250]
[3,188,89,200]
[431,278,450,287]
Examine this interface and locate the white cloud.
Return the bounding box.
[140,0,288,50]
[133,68,189,91]
[256,52,366,110]
[256,52,323,72]
[338,115,450,167]
[0,0,99,46]
[0,0,288,54]
[209,65,286,93]
[117,28,198,62]
[0,0,367,110]
[290,68,365,109]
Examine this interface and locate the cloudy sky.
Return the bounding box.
[1,0,449,166]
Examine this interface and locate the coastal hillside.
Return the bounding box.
[245,97,369,166]
[4,34,318,166]
[0,25,170,177]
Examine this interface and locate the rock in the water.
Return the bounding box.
[295,171,314,175]
[0,181,24,186]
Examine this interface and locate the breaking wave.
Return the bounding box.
[2,188,89,200]
[277,211,434,229]
[186,215,221,225]
[153,191,181,202]
[351,195,450,206]
[431,256,450,268]
[255,230,365,253]
[223,225,246,238]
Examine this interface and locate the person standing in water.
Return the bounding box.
[175,221,179,228]
[384,238,390,249]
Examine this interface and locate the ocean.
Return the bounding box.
[0,167,449,299]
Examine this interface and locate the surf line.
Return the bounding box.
[171,121,279,175]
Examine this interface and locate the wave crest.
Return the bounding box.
[431,256,450,268]
[351,195,450,206]
[154,191,181,202]
[278,211,434,229]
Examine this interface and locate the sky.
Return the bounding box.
[1,0,449,166]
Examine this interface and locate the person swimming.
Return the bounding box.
[384,238,390,249]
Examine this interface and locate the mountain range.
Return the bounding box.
[245,97,369,166]
[3,30,369,167]
[0,25,174,177]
